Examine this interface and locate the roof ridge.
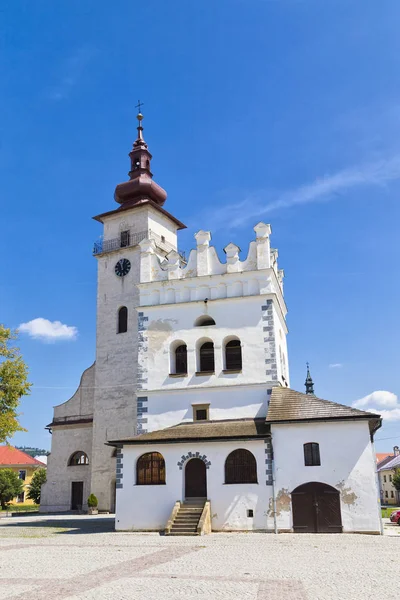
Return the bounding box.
[271,387,378,418]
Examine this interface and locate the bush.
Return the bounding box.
[27,468,47,504]
[87,493,98,508]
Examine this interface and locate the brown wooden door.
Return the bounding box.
[292,482,342,533]
[71,481,83,510]
[185,459,207,498]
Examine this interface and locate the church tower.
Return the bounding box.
[90,110,186,509]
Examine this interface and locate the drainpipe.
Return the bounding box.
[270,435,278,535]
[372,438,384,535]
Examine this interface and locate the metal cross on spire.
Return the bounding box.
[135,99,144,114]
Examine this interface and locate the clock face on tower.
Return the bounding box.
[115,258,131,277]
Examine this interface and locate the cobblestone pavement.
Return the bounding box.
[0,515,398,600]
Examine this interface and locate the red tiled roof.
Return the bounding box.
[0,446,46,467]
[376,452,392,464]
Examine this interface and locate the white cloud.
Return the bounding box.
[46,45,96,101]
[19,318,78,342]
[352,390,400,421]
[206,155,400,230]
[329,363,343,369]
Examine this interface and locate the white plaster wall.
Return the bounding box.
[40,424,93,512]
[142,295,281,392]
[145,387,269,432]
[272,420,381,533]
[102,205,178,247]
[115,440,273,531]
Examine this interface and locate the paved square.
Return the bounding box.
[0,515,398,599]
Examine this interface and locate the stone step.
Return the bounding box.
[167,532,199,536]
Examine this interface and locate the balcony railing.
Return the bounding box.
[93,229,186,263]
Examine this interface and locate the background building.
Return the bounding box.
[0,446,46,505]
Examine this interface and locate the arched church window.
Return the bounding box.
[117,307,128,334]
[68,451,89,466]
[175,344,187,375]
[304,443,321,466]
[199,341,215,372]
[120,230,130,248]
[225,339,242,371]
[136,452,166,485]
[194,315,216,327]
[225,449,257,484]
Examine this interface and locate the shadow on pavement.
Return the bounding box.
[0,516,115,534]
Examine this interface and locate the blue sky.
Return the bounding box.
[1,0,399,452]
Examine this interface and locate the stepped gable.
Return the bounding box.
[267,387,381,434]
[108,418,269,445]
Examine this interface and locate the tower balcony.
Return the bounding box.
[93,229,185,263]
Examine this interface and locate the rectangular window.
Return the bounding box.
[304,443,321,466]
[192,404,210,422]
[18,470,26,480]
[16,492,24,503]
[391,491,394,498]
[384,475,387,482]
[385,491,388,498]
[120,230,130,248]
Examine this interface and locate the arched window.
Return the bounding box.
[195,315,216,327]
[225,339,242,371]
[225,449,257,484]
[118,306,128,334]
[68,451,89,466]
[175,344,187,374]
[304,443,321,466]
[137,452,166,485]
[199,341,215,372]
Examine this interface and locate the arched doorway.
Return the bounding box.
[292,482,342,533]
[185,458,207,498]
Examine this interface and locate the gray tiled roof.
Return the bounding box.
[377,454,400,472]
[108,418,269,445]
[267,387,381,424]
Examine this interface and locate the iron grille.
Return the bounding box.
[137,452,165,485]
[225,449,257,484]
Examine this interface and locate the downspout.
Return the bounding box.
[372,439,384,536]
[371,420,384,536]
[270,435,278,535]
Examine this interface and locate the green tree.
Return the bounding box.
[27,468,47,505]
[0,469,23,509]
[392,469,400,501]
[0,325,31,442]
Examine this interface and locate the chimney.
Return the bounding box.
[394,446,399,457]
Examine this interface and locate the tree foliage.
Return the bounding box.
[0,325,31,443]
[0,469,23,509]
[27,468,47,504]
[392,469,400,492]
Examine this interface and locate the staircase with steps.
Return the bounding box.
[166,498,206,536]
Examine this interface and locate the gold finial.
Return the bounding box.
[135,100,144,122]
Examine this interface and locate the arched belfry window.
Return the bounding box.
[118,307,128,334]
[199,341,215,373]
[195,315,216,327]
[304,443,321,466]
[175,344,187,375]
[225,339,242,371]
[136,452,166,485]
[225,449,257,484]
[68,452,89,466]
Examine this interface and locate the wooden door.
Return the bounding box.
[185,459,207,498]
[292,482,342,533]
[71,481,83,510]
